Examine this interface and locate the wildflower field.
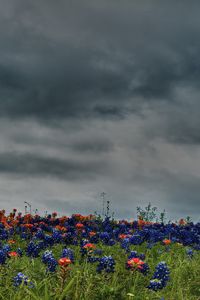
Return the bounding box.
[0,209,199,300]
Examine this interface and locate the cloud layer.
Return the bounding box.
[0,0,200,220]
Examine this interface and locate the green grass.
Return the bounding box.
[1,238,200,300]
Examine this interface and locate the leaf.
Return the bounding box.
[24,288,40,300]
[58,277,75,300]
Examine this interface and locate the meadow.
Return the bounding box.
[0,208,199,300]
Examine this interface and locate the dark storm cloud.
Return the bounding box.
[0,1,200,220]
[0,50,130,120]
[0,0,200,123]
[70,138,114,153]
[0,152,107,180]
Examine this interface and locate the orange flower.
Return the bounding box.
[24,214,32,222]
[8,239,16,244]
[89,231,96,237]
[163,239,171,245]
[138,218,146,228]
[179,219,186,225]
[55,225,62,231]
[60,226,66,232]
[10,220,19,227]
[58,257,72,267]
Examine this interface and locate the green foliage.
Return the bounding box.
[186,216,192,223]
[136,202,157,222]
[136,202,167,224]
[159,209,166,224]
[0,238,199,299]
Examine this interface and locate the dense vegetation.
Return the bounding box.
[0,207,199,300]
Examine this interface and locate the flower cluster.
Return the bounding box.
[42,250,58,272]
[26,241,41,258]
[148,262,170,291]
[96,256,115,273]
[0,208,199,297]
[61,248,75,263]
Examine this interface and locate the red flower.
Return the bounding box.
[76,223,84,229]
[8,251,18,258]
[58,257,72,267]
[127,258,145,270]
[119,234,127,239]
[52,212,57,218]
[83,243,96,249]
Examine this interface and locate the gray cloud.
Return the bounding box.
[0,152,108,181]
[0,0,200,122]
[0,1,199,220]
[70,138,114,153]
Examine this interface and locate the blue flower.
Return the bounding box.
[139,262,149,275]
[42,250,58,272]
[94,249,103,256]
[26,241,40,257]
[87,256,100,263]
[44,235,54,246]
[148,279,164,291]
[34,229,45,239]
[13,272,34,287]
[2,244,11,253]
[152,262,170,283]
[128,251,145,260]
[99,232,111,244]
[52,230,62,243]
[0,229,8,240]
[129,234,143,245]
[148,262,170,291]
[17,248,23,257]
[108,239,116,246]
[61,248,74,262]
[186,248,193,258]
[46,257,58,272]
[0,250,6,264]
[42,250,53,264]
[121,238,130,252]
[96,256,115,273]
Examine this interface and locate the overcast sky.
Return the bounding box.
[0,0,200,221]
